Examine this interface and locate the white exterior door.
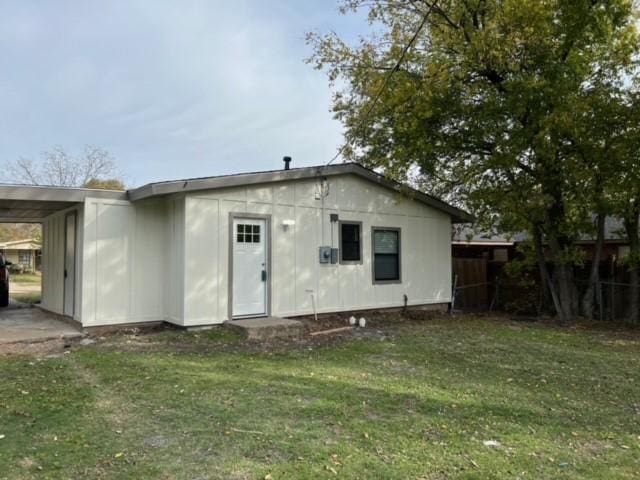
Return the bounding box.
[232,218,268,318]
[63,212,76,317]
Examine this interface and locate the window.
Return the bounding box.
[372,228,401,283]
[340,221,362,263]
[237,224,260,243]
[18,250,31,265]
[493,248,508,262]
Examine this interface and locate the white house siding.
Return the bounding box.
[41,205,83,320]
[165,196,186,325]
[68,173,451,327]
[181,173,452,326]
[81,197,165,326]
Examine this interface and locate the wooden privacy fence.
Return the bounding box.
[451,263,640,322]
[452,258,489,310]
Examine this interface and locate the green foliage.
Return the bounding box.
[309,0,640,319]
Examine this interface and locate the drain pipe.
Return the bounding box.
[305,289,318,322]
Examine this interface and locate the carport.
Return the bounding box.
[0,184,126,339]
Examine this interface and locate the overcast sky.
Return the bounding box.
[0,1,365,186]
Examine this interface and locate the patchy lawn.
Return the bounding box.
[10,273,42,285]
[10,273,42,304]
[1,315,639,479]
[9,291,41,304]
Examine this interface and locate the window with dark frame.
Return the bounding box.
[340,222,361,262]
[372,228,400,282]
[236,224,261,243]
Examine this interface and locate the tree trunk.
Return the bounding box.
[543,229,578,323]
[554,263,576,323]
[539,170,578,323]
[624,212,640,323]
[581,212,605,320]
[533,226,564,320]
[629,269,639,323]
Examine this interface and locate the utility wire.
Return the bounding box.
[326,0,438,166]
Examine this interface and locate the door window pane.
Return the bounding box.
[237,223,260,243]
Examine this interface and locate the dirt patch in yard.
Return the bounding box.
[80,311,413,356]
[0,337,72,356]
[8,310,639,358]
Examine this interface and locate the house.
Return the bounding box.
[452,226,524,263]
[0,162,471,327]
[453,217,632,266]
[451,219,635,312]
[0,238,41,272]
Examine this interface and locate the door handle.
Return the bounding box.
[261,270,267,282]
[64,269,68,279]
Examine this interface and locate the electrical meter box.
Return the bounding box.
[319,246,332,264]
[319,246,339,264]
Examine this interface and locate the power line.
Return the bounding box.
[326,0,438,166]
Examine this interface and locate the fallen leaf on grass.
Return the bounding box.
[483,440,501,448]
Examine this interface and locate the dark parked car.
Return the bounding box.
[0,254,12,307]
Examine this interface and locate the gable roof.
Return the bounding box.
[0,238,41,249]
[129,163,473,223]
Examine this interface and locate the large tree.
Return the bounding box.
[4,145,122,189]
[309,0,639,322]
[606,89,640,322]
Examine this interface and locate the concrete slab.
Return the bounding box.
[226,317,305,340]
[0,307,83,344]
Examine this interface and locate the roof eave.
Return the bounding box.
[128,163,474,222]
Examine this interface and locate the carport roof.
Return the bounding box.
[0,184,126,223]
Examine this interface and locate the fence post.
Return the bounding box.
[489,275,499,311]
[611,283,615,321]
[451,274,458,312]
[597,280,603,321]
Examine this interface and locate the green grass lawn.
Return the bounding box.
[10,273,41,285]
[9,292,41,304]
[1,316,639,479]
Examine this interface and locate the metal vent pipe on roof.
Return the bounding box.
[283,156,292,170]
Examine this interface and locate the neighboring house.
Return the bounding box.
[453,228,523,263]
[0,238,41,271]
[453,217,632,264]
[0,162,471,327]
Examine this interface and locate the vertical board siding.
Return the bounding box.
[82,198,165,326]
[181,174,452,325]
[164,196,185,324]
[41,206,82,319]
[183,197,219,325]
[72,173,452,327]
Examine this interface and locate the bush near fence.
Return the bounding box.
[453,258,640,323]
